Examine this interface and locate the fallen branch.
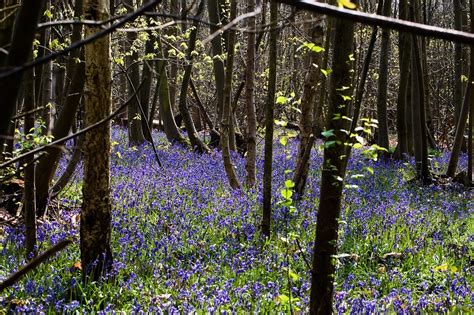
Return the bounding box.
[275,0,474,45]
[0,239,72,292]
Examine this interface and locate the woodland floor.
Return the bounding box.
[0,128,472,313]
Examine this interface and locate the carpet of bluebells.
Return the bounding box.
[0,128,472,313]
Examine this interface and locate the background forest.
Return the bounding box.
[0,0,472,313]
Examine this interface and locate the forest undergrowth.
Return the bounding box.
[0,128,472,313]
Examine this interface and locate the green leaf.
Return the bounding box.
[288,269,300,281]
[277,294,290,304]
[274,119,288,127]
[276,96,287,105]
[345,184,359,189]
[280,136,288,146]
[285,180,295,188]
[320,68,332,77]
[338,0,357,9]
[281,189,293,200]
[321,130,335,138]
[324,140,336,149]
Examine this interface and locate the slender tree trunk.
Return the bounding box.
[168,0,179,113]
[411,24,431,183]
[50,137,83,198]
[261,0,278,238]
[245,0,257,187]
[395,0,410,159]
[81,0,113,282]
[34,0,85,217]
[156,39,187,144]
[178,0,209,153]
[376,0,391,155]
[208,0,226,123]
[293,17,324,198]
[469,0,474,184]
[310,5,355,313]
[125,0,145,146]
[454,0,464,126]
[140,26,156,141]
[221,0,241,189]
[447,76,471,178]
[24,68,36,260]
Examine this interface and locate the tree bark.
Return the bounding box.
[178,0,210,153]
[261,0,278,238]
[410,22,431,183]
[34,0,85,217]
[125,0,146,146]
[245,0,257,187]
[207,0,226,123]
[156,38,187,144]
[24,67,36,260]
[376,0,391,155]
[293,16,324,198]
[81,0,113,281]
[447,75,471,178]
[395,0,410,159]
[310,4,355,313]
[221,0,241,190]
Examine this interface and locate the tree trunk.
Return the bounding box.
[167,0,179,113]
[410,24,431,183]
[376,0,392,155]
[81,0,113,282]
[447,75,471,178]
[221,0,241,190]
[293,16,324,198]
[208,0,226,123]
[454,0,465,126]
[245,0,257,187]
[469,0,474,184]
[24,67,36,260]
[178,0,209,153]
[395,0,410,159]
[140,27,155,142]
[125,0,145,146]
[261,0,278,238]
[310,5,355,313]
[34,0,85,217]
[156,39,187,144]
